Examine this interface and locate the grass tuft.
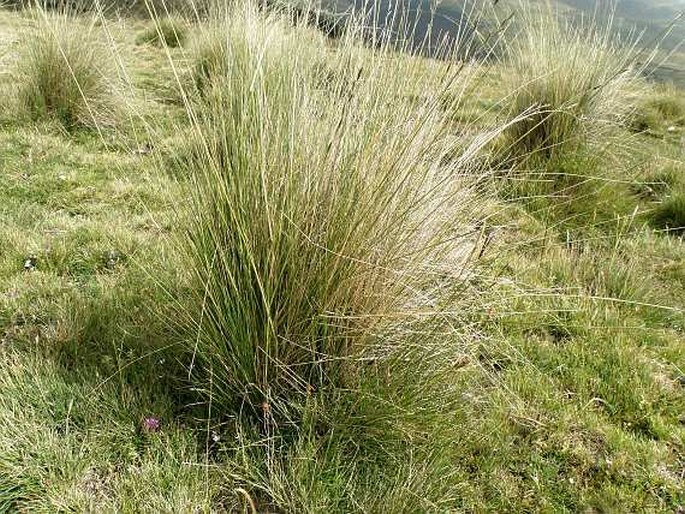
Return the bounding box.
[135,17,186,48]
[631,88,685,133]
[172,2,496,432]
[651,193,685,234]
[15,9,119,130]
[503,8,641,164]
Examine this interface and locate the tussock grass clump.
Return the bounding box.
[136,17,186,47]
[160,10,508,508]
[162,5,506,507]
[503,9,642,165]
[175,4,493,420]
[189,28,230,93]
[632,88,685,132]
[647,94,685,122]
[15,10,119,130]
[651,194,685,234]
[632,161,682,200]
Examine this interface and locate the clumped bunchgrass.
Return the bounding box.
[503,8,642,166]
[651,193,685,233]
[631,87,685,132]
[175,3,492,420]
[135,17,186,47]
[188,27,229,93]
[15,9,119,130]
[155,3,507,508]
[647,94,685,122]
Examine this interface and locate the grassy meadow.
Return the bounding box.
[0,1,684,512]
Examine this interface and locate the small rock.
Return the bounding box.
[132,142,154,156]
[23,256,37,272]
[105,250,120,269]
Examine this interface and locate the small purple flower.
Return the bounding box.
[143,416,161,432]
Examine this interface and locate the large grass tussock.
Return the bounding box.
[15,9,119,129]
[159,5,509,507]
[504,8,643,164]
[176,4,496,421]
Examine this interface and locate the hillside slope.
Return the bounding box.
[0,3,684,512]
[317,0,685,83]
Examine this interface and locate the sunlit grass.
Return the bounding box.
[502,6,644,167]
[14,8,121,130]
[0,1,683,511]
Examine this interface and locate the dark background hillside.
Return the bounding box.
[555,0,685,84]
[5,0,684,82]
[319,0,684,84]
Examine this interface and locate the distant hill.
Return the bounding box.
[316,0,684,85]
[504,0,685,84]
[562,0,683,21]
[547,0,685,85]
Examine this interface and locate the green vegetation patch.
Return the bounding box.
[135,18,186,48]
[14,11,121,130]
[0,3,683,512]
